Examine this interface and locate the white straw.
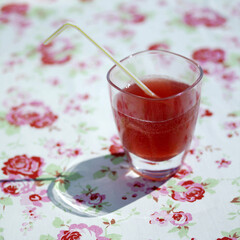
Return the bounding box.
[44,22,158,98]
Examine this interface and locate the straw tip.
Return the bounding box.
[43,40,50,45]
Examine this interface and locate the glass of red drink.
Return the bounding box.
[107,50,203,181]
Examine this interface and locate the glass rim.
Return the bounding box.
[106,49,203,101]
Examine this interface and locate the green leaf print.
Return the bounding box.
[39,234,55,240]
[108,171,118,181]
[166,179,177,187]
[192,176,203,183]
[64,172,82,181]
[227,53,240,67]
[5,124,20,135]
[0,236,4,240]
[178,227,189,238]
[0,197,13,206]
[221,231,229,237]
[55,180,70,192]
[106,233,122,240]
[230,228,240,236]
[45,164,62,176]
[203,178,219,188]
[168,227,179,233]
[111,156,124,165]
[93,170,107,179]
[52,217,64,228]
[171,185,187,192]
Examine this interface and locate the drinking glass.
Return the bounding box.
[107,50,203,181]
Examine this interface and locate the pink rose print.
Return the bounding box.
[2,155,44,179]
[0,181,35,196]
[149,211,171,226]
[6,101,58,128]
[108,29,135,38]
[192,48,238,89]
[225,121,240,138]
[151,186,169,201]
[1,3,28,16]
[21,189,50,207]
[23,207,42,221]
[192,48,225,64]
[63,93,89,116]
[224,121,240,130]
[74,193,89,205]
[127,181,145,192]
[216,158,231,168]
[119,3,146,24]
[184,8,226,27]
[148,43,169,51]
[38,38,74,65]
[0,3,30,33]
[44,139,82,159]
[98,3,146,25]
[109,135,124,156]
[57,223,109,240]
[171,180,205,202]
[221,71,239,85]
[170,211,193,227]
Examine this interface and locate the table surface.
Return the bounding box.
[0,0,240,239]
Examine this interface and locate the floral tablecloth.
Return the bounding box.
[0,0,240,239]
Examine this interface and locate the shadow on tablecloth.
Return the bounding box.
[47,154,166,217]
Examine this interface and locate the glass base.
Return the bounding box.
[126,150,186,181]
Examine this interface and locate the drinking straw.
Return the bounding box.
[44,22,158,98]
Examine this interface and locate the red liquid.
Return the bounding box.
[112,77,200,161]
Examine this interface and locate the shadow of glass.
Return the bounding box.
[48,154,166,217]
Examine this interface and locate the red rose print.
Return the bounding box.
[118,3,146,24]
[148,43,169,51]
[29,194,42,202]
[192,48,225,63]
[38,38,73,65]
[109,135,125,156]
[174,169,190,179]
[1,181,20,196]
[131,13,145,23]
[109,144,125,156]
[1,3,29,16]
[217,238,235,240]
[88,193,106,206]
[20,190,49,207]
[216,158,231,168]
[0,3,30,30]
[60,230,81,240]
[127,181,145,192]
[0,181,35,196]
[2,154,44,179]
[171,180,205,202]
[74,192,106,206]
[6,101,58,128]
[57,223,109,240]
[149,211,171,226]
[174,164,193,179]
[170,211,192,226]
[200,109,213,118]
[184,8,226,27]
